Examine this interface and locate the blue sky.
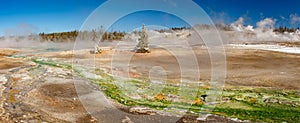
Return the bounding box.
[107,10,191,32]
[198,0,300,27]
[1,0,300,36]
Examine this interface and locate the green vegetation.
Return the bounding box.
[214,104,300,122]
[32,58,72,69]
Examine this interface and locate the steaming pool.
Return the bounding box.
[229,44,300,54]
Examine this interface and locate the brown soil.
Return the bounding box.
[0,58,29,70]
[39,83,78,98]
[226,48,300,89]
[0,49,28,70]
[0,49,19,57]
[90,47,300,89]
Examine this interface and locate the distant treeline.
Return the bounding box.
[39,30,126,42]
[39,31,78,42]
[273,26,300,33]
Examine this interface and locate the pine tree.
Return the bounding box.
[135,24,150,53]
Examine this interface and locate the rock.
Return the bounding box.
[121,116,133,123]
[45,67,72,79]
[93,46,102,54]
[129,106,156,115]
[11,73,32,82]
[264,98,279,103]
[81,71,102,80]
[0,75,7,83]
[196,114,211,121]
[221,97,231,103]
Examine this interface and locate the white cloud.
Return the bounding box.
[230,17,244,32]
[232,17,244,26]
[230,17,254,32]
[162,0,177,7]
[4,23,40,36]
[280,16,287,20]
[256,18,276,29]
[209,11,230,24]
[290,14,300,25]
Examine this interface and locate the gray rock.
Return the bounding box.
[129,106,156,115]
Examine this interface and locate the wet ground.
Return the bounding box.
[1,45,299,122]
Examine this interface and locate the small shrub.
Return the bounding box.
[154,93,167,102]
[248,97,257,103]
[193,98,205,105]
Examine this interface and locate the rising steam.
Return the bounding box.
[1,18,300,50]
[226,17,300,42]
